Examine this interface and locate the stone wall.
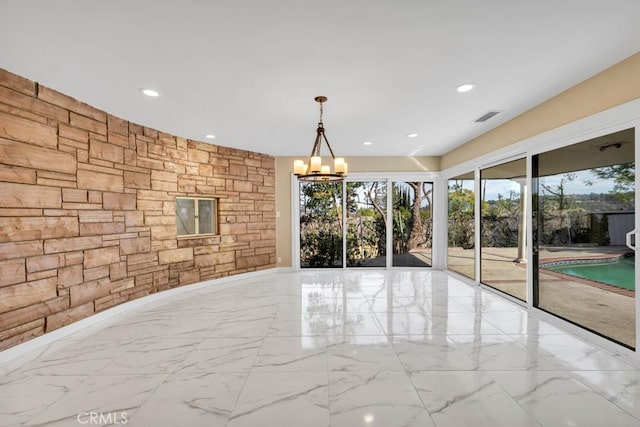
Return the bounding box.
[0,68,276,350]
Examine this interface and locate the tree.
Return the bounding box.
[448,182,475,249]
[541,173,577,211]
[588,162,635,206]
[347,181,386,265]
[299,182,343,267]
[406,182,432,250]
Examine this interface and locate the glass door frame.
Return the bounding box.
[292,171,441,270]
[440,97,640,357]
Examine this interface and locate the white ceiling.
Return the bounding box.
[1,1,639,157]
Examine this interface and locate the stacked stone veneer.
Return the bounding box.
[0,69,276,350]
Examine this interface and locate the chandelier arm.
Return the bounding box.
[303,131,323,173]
[322,133,336,159]
[309,131,323,157]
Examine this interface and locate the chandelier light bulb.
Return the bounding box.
[310,156,322,173]
[293,160,306,175]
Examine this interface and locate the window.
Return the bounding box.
[176,197,218,237]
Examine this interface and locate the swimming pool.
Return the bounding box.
[543,257,635,290]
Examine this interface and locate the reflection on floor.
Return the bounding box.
[354,249,432,267]
[2,270,640,426]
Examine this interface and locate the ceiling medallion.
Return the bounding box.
[293,96,347,182]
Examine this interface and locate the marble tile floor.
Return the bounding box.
[2,270,640,426]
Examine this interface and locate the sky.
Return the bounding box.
[450,169,619,201]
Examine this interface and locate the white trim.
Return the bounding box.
[342,181,347,268]
[479,152,528,170]
[0,269,280,366]
[431,174,445,269]
[291,174,301,270]
[474,168,481,283]
[525,154,534,309]
[386,180,393,268]
[636,125,640,351]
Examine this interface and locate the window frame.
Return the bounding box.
[176,196,219,238]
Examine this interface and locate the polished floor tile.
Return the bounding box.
[0,375,88,427]
[253,336,328,372]
[2,269,640,426]
[179,337,263,373]
[410,370,541,427]
[227,371,329,427]
[128,372,247,426]
[26,374,168,426]
[489,370,640,427]
[328,337,403,372]
[568,370,640,419]
[329,370,433,427]
[450,334,560,371]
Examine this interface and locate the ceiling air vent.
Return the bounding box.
[474,111,501,123]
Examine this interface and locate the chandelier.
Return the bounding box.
[293,96,347,182]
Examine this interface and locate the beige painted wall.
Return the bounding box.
[441,52,640,169]
[275,156,440,267]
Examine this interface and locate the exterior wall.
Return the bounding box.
[441,52,640,169]
[0,68,276,350]
[275,155,440,268]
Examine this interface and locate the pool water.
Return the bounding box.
[545,258,635,290]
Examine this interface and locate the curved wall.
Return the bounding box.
[0,68,276,350]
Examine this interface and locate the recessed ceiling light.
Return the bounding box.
[140,88,159,97]
[205,134,216,139]
[407,133,418,138]
[456,83,476,93]
[362,141,372,146]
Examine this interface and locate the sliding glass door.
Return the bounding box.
[480,158,527,301]
[533,128,635,348]
[392,181,433,267]
[346,181,387,267]
[299,182,343,268]
[298,177,434,268]
[447,172,475,279]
